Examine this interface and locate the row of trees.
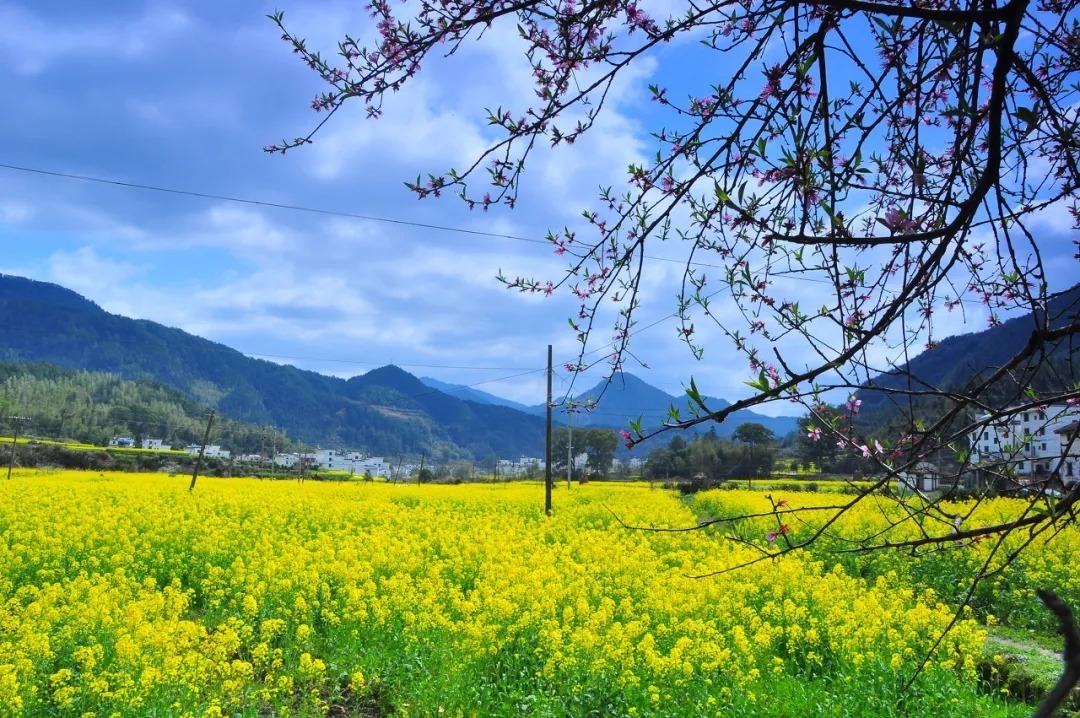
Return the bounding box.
[643,424,777,486]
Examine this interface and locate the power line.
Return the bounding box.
[0,161,726,270]
[0,162,548,246]
[4,160,1052,302]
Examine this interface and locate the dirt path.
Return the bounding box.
[986,635,1061,661]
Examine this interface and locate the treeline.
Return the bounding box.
[641,425,777,487]
[0,362,291,453]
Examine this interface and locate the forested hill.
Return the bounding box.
[0,274,548,459]
[856,284,1080,434]
[0,361,290,452]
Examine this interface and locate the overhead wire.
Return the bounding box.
[0,160,1011,414]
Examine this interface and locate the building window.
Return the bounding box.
[1025,427,1031,436]
[1023,412,1029,422]
[1038,428,1045,436]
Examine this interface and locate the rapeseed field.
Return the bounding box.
[0,471,1049,716]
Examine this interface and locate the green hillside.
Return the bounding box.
[855,285,1080,437]
[0,274,548,459]
[0,361,289,452]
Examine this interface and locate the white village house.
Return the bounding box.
[1055,420,1079,482]
[184,444,231,459]
[496,456,545,477]
[895,461,942,493]
[969,403,1080,484]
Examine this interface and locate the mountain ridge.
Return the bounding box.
[861,285,1080,406]
[0,274,548,459]
[528,371,799,439]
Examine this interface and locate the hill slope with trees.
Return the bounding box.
[0,274,548,459]
[0,361,290,453]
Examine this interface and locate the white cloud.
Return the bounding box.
[0,3,190,75]
[0,200,33,224]
[45,247,145,310]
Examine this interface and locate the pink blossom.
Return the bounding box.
[766,524,790,545]
[807,426,822,441]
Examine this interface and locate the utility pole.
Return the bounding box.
[6,416,30,480]
[270,427,278,475]
[189,410,215,492]
[298,439,306,483]
[545,345,553,515]
[567,405,574,490]
[417,452,426,484]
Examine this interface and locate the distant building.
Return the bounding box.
[1055,421,1080,484]
[184,444,231,459]
[349,456,392,478]
[141,438,171,451]
[109,437,135,448]
[969,403,1080,484]
[273,453,300,468]
[314,449,341,470]
[496,457,545,477]
[895,462,941,493]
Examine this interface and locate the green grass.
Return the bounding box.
[981,628,1067,709]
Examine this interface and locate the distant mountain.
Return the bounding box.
[419,376,531,411]
[528,372,799,441]
[861,285,1080,409]
[854,284,1080,436]
[0,274,548,460]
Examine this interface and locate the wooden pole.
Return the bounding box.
[567,406,573,490]
[545,345,553,515]
[298,439,305,483]
[189,410,215,492]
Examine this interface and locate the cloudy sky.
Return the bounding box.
[0,1,1074,416]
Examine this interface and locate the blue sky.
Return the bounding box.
[0,1,1074,415]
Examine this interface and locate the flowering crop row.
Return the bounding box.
[0,472,1033,716]
[690,488,1080,632]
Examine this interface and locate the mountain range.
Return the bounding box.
[0,274,798,458]
[419,372,800,439]
[0,275,547,459]
[4,273,1071,459]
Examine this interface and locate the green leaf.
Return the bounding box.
[1015,105,1038,134]
[686,376,702,404]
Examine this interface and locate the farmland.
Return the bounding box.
[0,471,1069,717]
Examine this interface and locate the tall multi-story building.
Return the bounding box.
[969,403,1079,483]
